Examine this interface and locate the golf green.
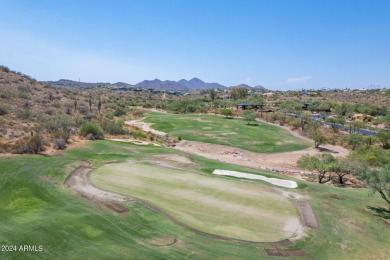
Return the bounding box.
[91,162,300,242]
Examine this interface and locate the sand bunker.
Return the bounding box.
[212,169,298,189]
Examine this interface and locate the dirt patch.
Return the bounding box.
[103,202,129,213]
[108,138,160,146]
[174,140,347,180]
[0,153,30,157]
[125,119,167,136]
[293,201,319,230]
[64,166,131,213]
[266,239,293,248]
[266,249,306,257]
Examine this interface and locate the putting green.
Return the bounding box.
[91,162,300,242]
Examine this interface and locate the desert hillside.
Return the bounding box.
[0,66,120,153]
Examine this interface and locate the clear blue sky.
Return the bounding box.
[0,0,389,90]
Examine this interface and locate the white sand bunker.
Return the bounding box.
[212,169,298,189]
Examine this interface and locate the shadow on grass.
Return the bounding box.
[247,123,259,126]
[367,206,390,219]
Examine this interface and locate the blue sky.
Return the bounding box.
[0,0,389,90]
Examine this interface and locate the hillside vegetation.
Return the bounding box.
[0,66,148,154]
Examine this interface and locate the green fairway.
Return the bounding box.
[91,162,299,242]
[144,112,310,153]
[0,140,389,259]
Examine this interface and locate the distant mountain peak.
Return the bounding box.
[254,85,268,90]
[189,77,204,83]
[178,78,225,89]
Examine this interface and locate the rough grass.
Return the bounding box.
[144,112,310,153]
[0,140,389,259]
[91,162,299,242]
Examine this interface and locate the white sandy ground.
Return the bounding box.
[108,138,161,146]
[213,169,298,188]
[125,119,167,136]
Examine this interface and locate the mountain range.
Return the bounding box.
[46,78,267,91]
[136,79,187,90]
[46,79,135,89]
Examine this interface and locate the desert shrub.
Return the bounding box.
[41,114,73,130]
[116,118,125,125]
[288,117,302,130]
[52,100,61,108]
[53,138,66,150]
[74,115,86,126]
[129,109,145,118]
[142,102,153,108]
[23,100,30,108]
[79,105,89,115]
[18,85,31,93]
[155,102,168,110]
[18,92,28,99]
[45,109,54,115]
[16,109,31,120]
[132,130,146,139]
[100,119,128,135]
[0,89,14,99]
[0,104,8,115]
[243,110,256,125]
[29,133,43,153]
[0,65,10,73]
[114,106,127,116]
[167,100,204,114]
[79,122,104,139]
[185,104,197,113]
[39,114,74,141]
[341,133,365,150]
[220,108,233,118]
[104,110,114,119]
[64,104,73,115]
[197,106,209,114]
[15,133,44,154]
